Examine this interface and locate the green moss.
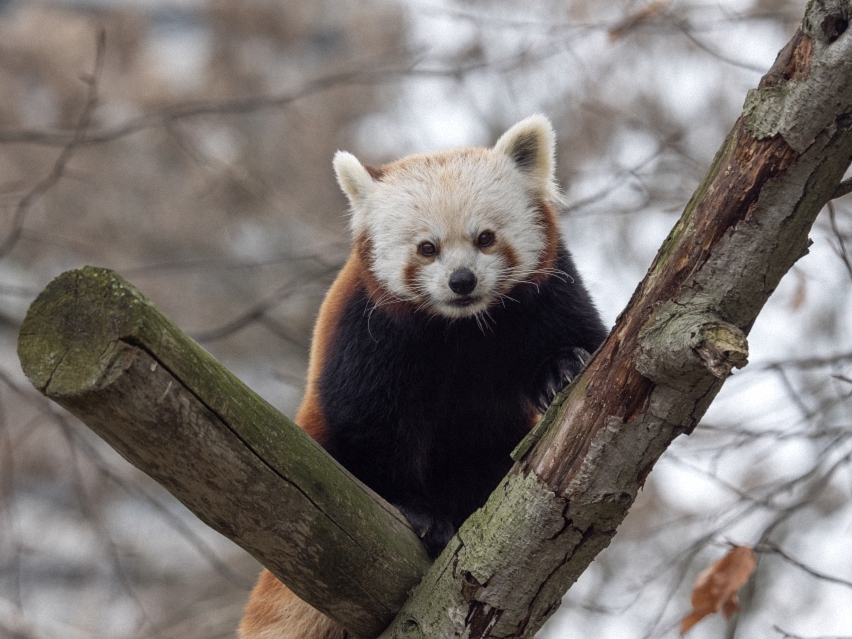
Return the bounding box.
[17,266,432,628]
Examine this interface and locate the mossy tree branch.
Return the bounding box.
[16,266,431,639]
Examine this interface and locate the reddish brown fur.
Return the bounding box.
[364,164,386,180]
[532,201,559,279]
[295,252,365,444]
[382,147,484,175]
[403,259,422,297]
[240,570,344,639]
[355,235,379,300]
[354,234,418,316]
[496,240,520,274]
[296,237,421,444]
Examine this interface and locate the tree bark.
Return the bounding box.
[16,266,431,639]
[376,1,852,637]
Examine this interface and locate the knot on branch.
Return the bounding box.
[691,321,749,379]
[821,12,849,43]
[397,618,424,638]
[636,305,749,390]
[803,0,849,45]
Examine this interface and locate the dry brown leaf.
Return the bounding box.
[680,546,756,634]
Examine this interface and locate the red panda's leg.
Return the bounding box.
[239,569,345,639]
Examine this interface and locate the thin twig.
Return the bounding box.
[671,18,767,73]
[0,369,253,589]
[191,264,340,343]
[755,542,852,590]
[0,29,106,261]
[759,351,852,370]
[774,625,852,639]
[831,176,852,200]
[0,54,527,149]
[827,201,852,278]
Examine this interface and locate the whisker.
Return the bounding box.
[473,312,486,336]
[481,310,496,332]
[366,290,410,342]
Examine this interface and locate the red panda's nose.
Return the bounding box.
[448,268,477,295]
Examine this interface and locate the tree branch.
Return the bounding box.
[0,29,105,261]
[16,266,431,639]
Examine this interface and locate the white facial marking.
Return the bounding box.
[363,150,545,318]
[335,116,560,319]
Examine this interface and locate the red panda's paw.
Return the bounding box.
[533,347,592,412]
[394,505,455,558]
[240,569,345,639]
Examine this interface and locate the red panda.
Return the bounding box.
[239,115,607,639]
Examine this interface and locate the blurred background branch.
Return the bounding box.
[0,1,850,638]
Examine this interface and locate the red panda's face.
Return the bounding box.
[360,154,550,318]
[334,115,562,320]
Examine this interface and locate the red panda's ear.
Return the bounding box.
[333,151,375,209]
[494,115,559,201]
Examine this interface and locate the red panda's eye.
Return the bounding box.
[419,241,437,257]
[477,231,495,248]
